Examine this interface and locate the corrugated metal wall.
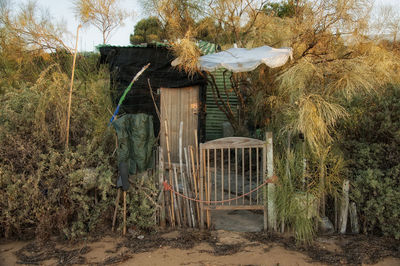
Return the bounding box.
[205,69,238,140]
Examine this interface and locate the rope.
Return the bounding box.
[163,175,278,204]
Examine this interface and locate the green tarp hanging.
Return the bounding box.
[112,113,156,175]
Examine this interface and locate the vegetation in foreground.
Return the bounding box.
[0,0,399,243]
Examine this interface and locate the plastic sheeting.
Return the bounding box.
[198,46,293,72]
[112,113,156,177]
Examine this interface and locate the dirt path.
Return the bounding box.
[1,230,399,265]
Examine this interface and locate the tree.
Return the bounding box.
[168,0,400,234]
[263,0,297,18]
[73,0,129,44]
[130,17,164,44]
[0,0,71,52]
[374,4,400,45]
[140,0,206,39]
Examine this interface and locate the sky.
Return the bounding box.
[13,0,400,52]
[26,0,142,51]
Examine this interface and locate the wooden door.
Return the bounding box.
[160,86,199,163]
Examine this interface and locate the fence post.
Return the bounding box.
[266,132,277,231]
[199,144,205,229]
[263,140,268,231]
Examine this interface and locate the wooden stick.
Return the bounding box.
[184,147,196,227]
[199,146,204,229]
[158,147,166,227]
[339,180,350,234]
[195,130,200,176]
[206,149,210,226]
[147,79,161,120]
[256,147,259,204]
[112,188,120,232]
[214,149,217,202]
[263,140,268,231]
[242,148,245,204]
[164,120,175,226]
[249,148,252,205]
[221,148,224,205]
[65,24,82,150]
[173,165,183,227]
[182,171,193,227]
[184,147,192,189]
[203,149,210,228]
[266,132,276,231]
[179,122,191,227]
[190,146,201,226]
[123,190,127,236]
[235,148,238,205]
[228,148,231,206]
[334,195,338,232]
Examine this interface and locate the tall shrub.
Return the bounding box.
[339,86,400,239]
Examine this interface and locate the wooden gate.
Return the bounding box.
[199,135,275,230]
[160,86,199,163]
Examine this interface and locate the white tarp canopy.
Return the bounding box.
[198,45,293,73]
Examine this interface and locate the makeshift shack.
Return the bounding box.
[99,43,207,162]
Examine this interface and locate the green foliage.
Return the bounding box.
[274,150,316,244]
[124,175,158,231]
[0,55,158,240]
[339,86,400,239]
[263,0,297,18]
[130,17,164,44]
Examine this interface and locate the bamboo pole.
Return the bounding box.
[190,146,201,226]
[65,24,81,150]
[164,120,175,226]
[112,188,120,232]
[203,149,210,228]
[179,121,191,227]
[195,130,200,175]
[173,165,183,227]
[158,147,166,227]
[184,147,196,227]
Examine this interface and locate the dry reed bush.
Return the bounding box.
[289,94,347,154]
[171,32,201,76]
[248,14,295,48]
[142,0,203,39]
[0,54,160,240]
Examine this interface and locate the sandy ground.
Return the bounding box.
[1,230,399,266]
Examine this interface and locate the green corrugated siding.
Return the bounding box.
[206,69,238,140]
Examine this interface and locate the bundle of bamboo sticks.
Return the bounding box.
[157,121,203,228]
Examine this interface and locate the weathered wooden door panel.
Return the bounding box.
[160,86,199,163]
